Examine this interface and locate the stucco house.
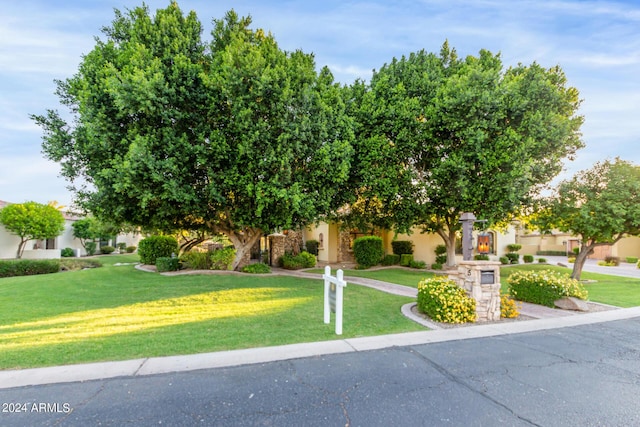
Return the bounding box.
[517,229,640,260]
[0,199,141,259]
[300,221,519,266]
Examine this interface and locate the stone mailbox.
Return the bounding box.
[449,260,501,322]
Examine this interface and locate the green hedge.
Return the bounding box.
[280,251,316,270]
[507,270,588,308]
[61,247,75,257]
[211,247,236,270]
[400,254,414,266]
[536,250,566,256]
[0,259,61,278]
[505,253,519,264]
[242,263,271,274]
[156,257,181,272]
[381,254,401,266]
[138,235,179,265]
[391,240,414,255]
[523,255,534,263]
[625,256,638,264]
[305,240,319,256]
[180,251,212,270]
[353,236,384,268]
[100,245,115,254]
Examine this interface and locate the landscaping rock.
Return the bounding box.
[554,296,589,312]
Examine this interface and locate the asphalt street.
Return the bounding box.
[2,316,640,426]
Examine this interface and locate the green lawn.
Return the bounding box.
[500,264,640,307]
[307,267,437,288]
[0,255,423,370]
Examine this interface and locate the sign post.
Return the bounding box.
[323,265,347,335]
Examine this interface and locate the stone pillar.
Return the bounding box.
[449,260,501,322]
[268,234,286,267]
[460,212,476,261]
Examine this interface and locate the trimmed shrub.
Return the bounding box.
[353,236,384,268]
[434,244,447,256]
[431,263,443,270]
[501,293,520,318]
[417,276,476,323]
[474,254,489,261]
[0,259,61,278]
[126,245,137,253]
[408,260,426,269]
[180,251,212,270]
[280,251,316,270]
[604,256,620,266]
[61,247,75,257]
[381,254,401,266]
[507,270,588,308]
[572,247,580,255]
[305,240,319,256]
[536,250,566,256]
[156,257,181,272]
[507,244,522,253]
[211,247,236,270]
[85,241,97,256]
[400,254,414,266]
[391,240,414,255]
[138,235,179,265]
[523,255,534,263]
[242,263,271,274]
[538,258,547,263]
[499,257,510,265]
[116,242,127,252]
[625,256,638,264]
[100,245,115,255]
[505,253,519,264]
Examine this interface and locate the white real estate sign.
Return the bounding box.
[323,266,347,335]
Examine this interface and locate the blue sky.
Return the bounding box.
[1,0,639,206]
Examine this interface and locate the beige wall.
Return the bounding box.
[614,236,640,259]
[387,229,443,264]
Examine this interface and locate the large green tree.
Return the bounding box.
[0,202,65,258]
[32,4,353,269]
[345,43,584,266]
[536,159,640,280]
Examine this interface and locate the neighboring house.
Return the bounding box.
[301,221,519,265]
[0,199,142,259]
[518,230,640,260]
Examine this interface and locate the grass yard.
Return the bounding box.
[0,255,423,370]
[307,267,437,288]
[500,264,640,307]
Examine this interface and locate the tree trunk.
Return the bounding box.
[437,227,458,268]
[16,239,28,259]
[225,227,263,271]
[571,244,593,280]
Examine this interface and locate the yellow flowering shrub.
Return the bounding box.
[500,293,520,318]
[507,270,588,308]
[417,276,476,323]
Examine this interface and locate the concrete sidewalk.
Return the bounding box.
[1,263,638,391]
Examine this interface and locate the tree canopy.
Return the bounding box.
[343,42,584,265]
[536,158,640,279]
[33,3,354,269]
[0,201,65,258]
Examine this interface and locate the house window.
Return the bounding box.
[46,238,56,249]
